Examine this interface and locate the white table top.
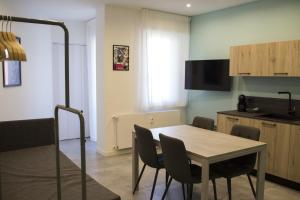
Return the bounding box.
[151,125,266,162]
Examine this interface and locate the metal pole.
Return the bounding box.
[55,105,87,200]
[54,107,62,200]
[79,111,87,200]
[64,28,70,107]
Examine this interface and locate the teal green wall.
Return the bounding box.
[187,0,300,123]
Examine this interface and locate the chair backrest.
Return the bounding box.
[134,124,158,168]
[159,134,192,183]
[231,125,260,168]
[192,116,215,130]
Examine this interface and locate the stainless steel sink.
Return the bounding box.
[259,113,300,121]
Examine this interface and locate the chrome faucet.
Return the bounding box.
[278,91,296,115]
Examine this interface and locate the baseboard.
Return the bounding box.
[251,170,300,191]
[97,147,132,157]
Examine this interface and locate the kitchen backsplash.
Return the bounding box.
[246,96,300,116]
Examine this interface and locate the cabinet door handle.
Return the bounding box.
[273,72,288,76]
[262,122,277,127]
[238,73,251,75]
[227,117,239,121]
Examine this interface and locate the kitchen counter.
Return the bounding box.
[218,110,300,125]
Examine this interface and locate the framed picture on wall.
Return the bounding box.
[113,45,129,71]
[2,37,22,87]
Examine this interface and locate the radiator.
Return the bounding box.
[112,110,182,150]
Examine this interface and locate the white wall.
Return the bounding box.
[52,21,87,45]
[0,1,54,121]
[86,19,97,141]
[187,0,300,123]
[95,5,187,155]
[96,5,142,155]
[51,20,97,142]
[95,4,106,152]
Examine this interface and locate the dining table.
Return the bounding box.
[132,125,267,200]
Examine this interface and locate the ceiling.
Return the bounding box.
[99,0,258,16]
[1,0,97,21]
[2,0,258,21]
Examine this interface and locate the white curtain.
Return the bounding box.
[86,19,97,142]
[139,9,190,111]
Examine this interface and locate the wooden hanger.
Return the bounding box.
[0,16,26,61]
[8,16,26,61]
[6,17,19,60]
[0,18,5,60]
[0,34,6,61]
[0,17,15,60]
[0,18,10,60]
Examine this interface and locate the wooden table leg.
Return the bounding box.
[201,159,209,200]
[256,146,266,200]
[132,132,139,192]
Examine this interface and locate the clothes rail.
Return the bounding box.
[0,15,88,200]
[0,15,70,107]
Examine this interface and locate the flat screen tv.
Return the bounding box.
[185,59,231,91]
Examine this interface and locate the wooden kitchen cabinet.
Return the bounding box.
[229,46,239,76]
[255,120,291,179]
[230,45,254,76]
[288,125,300,182]
[217,113,296,182]
[251,44,269,76]
[230,40,300,77]
[230,44,268,76]
[268,40,300,76]
[268,42,288,76]
[217,114,240,134]
[217,114,255,134]
[291,41,300,76]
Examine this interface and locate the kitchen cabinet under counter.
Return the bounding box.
[217,111,300,186]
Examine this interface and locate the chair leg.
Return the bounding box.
[186,184,193,200]
[247,174,256,198]
[150,168,159,200]
[165,171,169,187]
[211,179,218,200]
[182,183,186,200]
[226,178,232,200]
[133,163,146,194]
[161,177,173,200]
[186,184,190,200]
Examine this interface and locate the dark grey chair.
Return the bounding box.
[159,134,218,200]
[192,116,215,130]
[133,125,168,200]
[211,125,260,200]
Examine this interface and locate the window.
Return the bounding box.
[139,9,190,111]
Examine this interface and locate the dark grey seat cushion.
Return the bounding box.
[211,159,254,179]
[0,145,120,200]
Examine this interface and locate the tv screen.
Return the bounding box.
[185,59,231,91]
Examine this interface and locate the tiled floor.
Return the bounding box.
[60,139,300,200]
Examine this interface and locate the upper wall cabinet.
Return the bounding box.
[230,40,300,77]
